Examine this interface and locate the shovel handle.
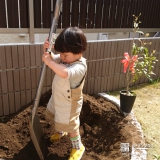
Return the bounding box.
[31,0,63,123]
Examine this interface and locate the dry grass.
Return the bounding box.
[110,80,160,159]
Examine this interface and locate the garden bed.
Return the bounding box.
[0,90,144,160]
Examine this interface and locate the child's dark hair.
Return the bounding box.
[54,27,87,54]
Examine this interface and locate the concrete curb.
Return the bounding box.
[98,93,147,160]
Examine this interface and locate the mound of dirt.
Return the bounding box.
[0,91,143,160]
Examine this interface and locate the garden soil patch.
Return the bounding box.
[0,91,144,160]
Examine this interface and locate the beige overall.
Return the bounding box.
[46,67,85,133]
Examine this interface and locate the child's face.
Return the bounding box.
[60,52,82,64]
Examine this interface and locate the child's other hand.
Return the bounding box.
[43,38,49,53]
[42,52,52,65]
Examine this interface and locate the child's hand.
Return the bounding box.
[43,38,54,53]
[42,52,52,65]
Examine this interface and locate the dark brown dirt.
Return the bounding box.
[0,90,143,160]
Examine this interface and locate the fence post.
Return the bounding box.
[28,0,35,43]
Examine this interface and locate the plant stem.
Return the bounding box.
[126,64,130,94]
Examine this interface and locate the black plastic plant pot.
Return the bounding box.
[120,90,136,113]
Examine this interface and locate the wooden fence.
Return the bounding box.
[0,0,160,29]
[0,38,160,116]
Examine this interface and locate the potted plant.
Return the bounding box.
[120,13,158,115]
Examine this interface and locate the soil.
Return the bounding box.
[0,90,144,160]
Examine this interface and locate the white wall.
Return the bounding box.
[0,32,156,43]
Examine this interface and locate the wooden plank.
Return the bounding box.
[97,77,102,93]
[31,68,37,89]
[118,74,125,90]
[93,77,100,94]
[115,0,124,28]
[111,41,118,58]
[8,93,15,114]
[100,77,107,93]
[0,46,6,70]
[30,45,36,66]
[155,39,160,54]
[19,0,29,28]
[114,57,121,75]
[83,42,90,60]
[96,42,102,59]
[36,67,41,85]
[15,92,21,112]
[95,61,100,78]
[106,76,112,92]
[34,0,41,28]
[19,70,26,90]
[102,0,110,28]
[5,46,12,69]
[0,95,3,116]
[109,59,115,76]
[127,0,136,28]
[26,90,32,104]
[32,89,36,100]
[142,0,150,28]
[42,0,51,28]
[91,61,96,78]
[95,0,103,28]
[97,60,103,77]
[99,42,105,59]
[0,0,7,27]
[154,1,160,28]
[12,45,19,68]
[18,45,25,68]
[117,40,124,57]
[122,0,130,28]
[140,0,147,28]
[1,72,8,94]
[87,0,96,28]
[109,0,117,28]
[62,0,71,28]
[36,45,42,66]
[154,53,160,78]
[101,60,108,76]
[113,74,120,91]
[20,90,26,107]
[7,71,14,92]
[46,67,52,87]
[0,72,2,95]
[105,41,112,58]
[3,94,9,115]
[25,69,31,90]
[123,40,132,57]
[7,0,19,28]
[110,75,115,92]
[86,78,94,94]
[13,70,20,92]
[146,0,155,28]
[24,45,30,67]
[79,0,88,28]
[88,42,96,60]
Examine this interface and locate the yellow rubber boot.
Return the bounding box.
[50,132,68,142]
[68,144,85,160]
